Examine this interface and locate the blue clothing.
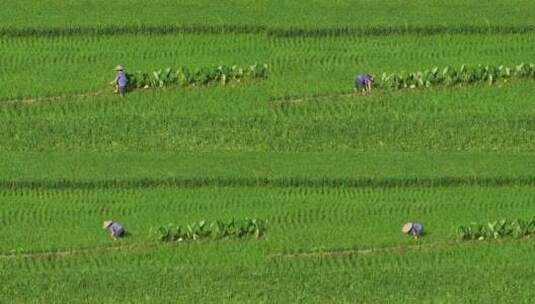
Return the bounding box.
[410,223,424,237]
[118,86,126,96]
[117,71,128,87]
[355,74,371,88]
[107,222,125,237]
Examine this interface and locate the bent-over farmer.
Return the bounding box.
[110,65,128,97]
[402,222,424,239]
[354,73,375,93]
[103,220,126,240]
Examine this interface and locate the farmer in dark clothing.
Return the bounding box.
[354,73,375,93]
[103,220,126,240]
[111,65,128,97]
[402,222,424,239]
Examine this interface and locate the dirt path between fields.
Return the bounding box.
[0,239,504,261]
[2,90,355,107]
[267,89,412,105]
[0,90,108,107]
[269,240,498,260]
[269,92,355,104]
[0,242,159,260]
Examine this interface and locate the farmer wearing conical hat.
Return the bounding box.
[354,73,375,93]
[110,65,128,97]
[103,220,126,240]
[402,222,424,239]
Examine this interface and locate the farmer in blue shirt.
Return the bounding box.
[354,73,375,93]
[402,222,424,239]
[103,220,126,240]
[111,65,128,97]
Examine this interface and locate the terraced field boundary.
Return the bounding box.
[272,241,460,260]
[0,24,265,37]
[2,176,535,190]
[0,242,158,260]
[4,24,535,38]
[267,25,535,37]
[0,90,108,106]
[2,238,522,261]
[270,239,532,260]
[269,92,354,105]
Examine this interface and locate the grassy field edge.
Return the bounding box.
[1,152,532,182]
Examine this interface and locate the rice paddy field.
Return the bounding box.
[2,1,535,302]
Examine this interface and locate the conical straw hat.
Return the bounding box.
[114,65,124,71]
[103,220,113,229]
[402,223,413,234]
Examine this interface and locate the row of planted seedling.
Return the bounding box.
[6,24,534,38]
[268,25,535,38]
[124,63,268,90]
[150,218,267,242]
[0,24,265,37]
[378,63,535,90]
[457,218,535,241]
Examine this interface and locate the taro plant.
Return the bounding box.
[457,217,535,241]
[377,63,535,91]
[149,224,176,242]
[122,63,268,92]
[150,218,268,243]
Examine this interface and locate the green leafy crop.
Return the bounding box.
[150,218,268,243]
[378,63,535,90]
[123,63,268,91]
[457,218,535,241]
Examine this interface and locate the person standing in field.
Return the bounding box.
[103,220,126,240]
[111,65,128,97]
[402,222,424,239]
[354,73,375,93]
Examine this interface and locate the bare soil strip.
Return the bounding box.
[1,238,524,261]
[269,92,355,104]
[0,90,107,107]
[269,240,499,260]
[2,241,438,261]
[268,89,411,105]
[0,242,159,260]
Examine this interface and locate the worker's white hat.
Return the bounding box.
[103,220,113,229]
[402,223,413,234]
[114,65,124,71]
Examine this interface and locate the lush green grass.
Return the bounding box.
[266,0,535,29]
[1,82,535,152]
[1,152,534,252]
[2,1,535,302]
[1,152,535,182]
[3,151,535,303]
[3,0,535,30]
[268,33,535,98]
[0,0,266,30]
[2,32,535,152]
[0,33,267,99]
[2,171,535,302]
[3,241,535,302]
[3,32,535,100]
